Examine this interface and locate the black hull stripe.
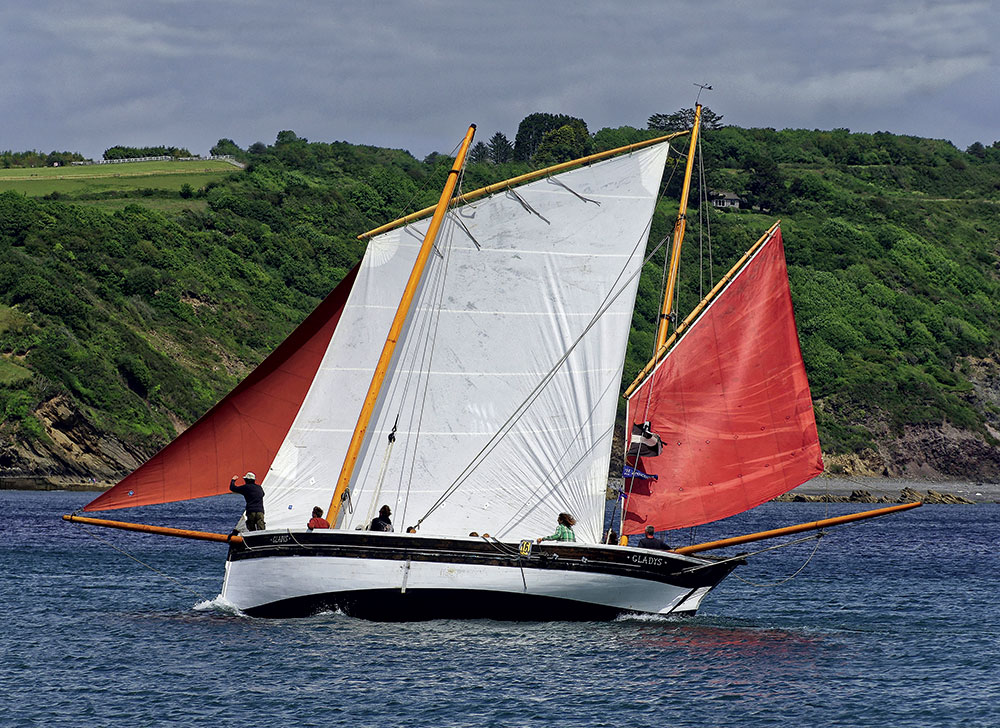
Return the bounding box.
[243,587,702,621]
[230,532,741,590]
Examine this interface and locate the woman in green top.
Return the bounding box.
[537,512,576,543]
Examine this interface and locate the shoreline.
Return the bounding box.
[7,473,1000,503]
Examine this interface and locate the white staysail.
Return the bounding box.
[262,143,670,541]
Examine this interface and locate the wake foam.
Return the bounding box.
[614,611,682,623]
[193,594,248,617]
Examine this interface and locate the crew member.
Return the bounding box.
[370,505,393,532]
[637,525,669,550]
[307,506,330,530]
[537,512,576,543]
[230,472,265,531]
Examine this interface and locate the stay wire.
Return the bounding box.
[352,235,448,527]
[730,533,826,588]
[619,146,683,529]
[390,134,468,233]
[418,184,677,529]
[399,220,458,527]
[75,524,212,603]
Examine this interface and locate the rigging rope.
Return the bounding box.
[74,523,212,603]
[418,206,676,529]
[617,146,683,538]
[397,219,458,528]
[730,533,826,588]
[350,139,472,530]
[362,417,398,528]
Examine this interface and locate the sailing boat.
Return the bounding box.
[65,110,917,620]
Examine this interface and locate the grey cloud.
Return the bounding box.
[1,0,996,159]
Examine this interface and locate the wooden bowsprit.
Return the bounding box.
[673,501,922,555]
[62,513,243,544]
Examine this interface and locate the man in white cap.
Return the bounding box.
[230,471,265,531]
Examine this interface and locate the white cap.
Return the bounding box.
[244,471,256,480]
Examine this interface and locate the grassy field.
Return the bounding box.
[73,197,210,214]
[0,306,33,385]
[0,160,239,197]
[0,357,32,386]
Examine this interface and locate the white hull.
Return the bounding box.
[220,531,736,620]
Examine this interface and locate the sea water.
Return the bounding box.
[1,489,997,727]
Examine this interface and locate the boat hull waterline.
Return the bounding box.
[221,531,740,620]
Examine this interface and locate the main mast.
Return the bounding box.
[326,124,478,524]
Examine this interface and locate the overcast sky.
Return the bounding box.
[2,0,996,160]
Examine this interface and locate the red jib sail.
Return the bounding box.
[85,265,360,511]
[624,227,823,533]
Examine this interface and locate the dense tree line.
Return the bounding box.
[2,117,1000,473]
[102,145,194,160]
[1,150,85,168]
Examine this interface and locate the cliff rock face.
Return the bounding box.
[0,395,146,486]
[4,358,1000,485]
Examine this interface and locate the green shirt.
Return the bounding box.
[541,524,576,542]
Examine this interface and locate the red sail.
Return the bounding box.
[84,265,360,511]
[624,228,822,533]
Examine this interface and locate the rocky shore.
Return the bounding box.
[772,486,976,504]
[604,475,999,504]
[7,475,1000,505]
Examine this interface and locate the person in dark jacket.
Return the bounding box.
[230,472,265,531]
[637,525,669,550]
[370,505,393,532]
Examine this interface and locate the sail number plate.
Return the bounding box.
[519,540,533,557]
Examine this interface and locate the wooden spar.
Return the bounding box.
[623,220,781,397]
[357,131,689,240]
[654,104,703,352]
[326,124,478,524]
[62,513,243,544]
[672,501,922,555]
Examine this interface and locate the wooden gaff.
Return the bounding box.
[672,501,922,555]
[326,124,478,524]
[623,221,780,397]
[62,513,243,544]
[357,131,689,240]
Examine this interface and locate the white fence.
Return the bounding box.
[72,155,240,166]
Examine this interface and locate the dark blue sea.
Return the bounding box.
[2,490,997,727]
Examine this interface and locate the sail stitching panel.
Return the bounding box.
[266,144,672,539]
[346,222,456,530]
[413,155,673,536]
[623,227,823,532]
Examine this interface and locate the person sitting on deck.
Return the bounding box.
[537,512,576,543]
[370,505,393,532]
[229,472,265,531]
[307,506,330,530]
[637,525,670,550]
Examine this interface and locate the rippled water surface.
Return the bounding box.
[2,490,997,727]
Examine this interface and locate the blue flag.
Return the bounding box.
[623,464,657,481]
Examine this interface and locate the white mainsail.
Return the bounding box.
[262,143,670,541]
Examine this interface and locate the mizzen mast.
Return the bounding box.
[654,103,703,352]
[326,124,478,524]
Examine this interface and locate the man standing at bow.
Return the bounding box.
[230,472,265,531]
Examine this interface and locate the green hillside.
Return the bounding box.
[1,122,999,480]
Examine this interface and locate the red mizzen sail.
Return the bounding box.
[624,227,822,533]
[84,265,359,511]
